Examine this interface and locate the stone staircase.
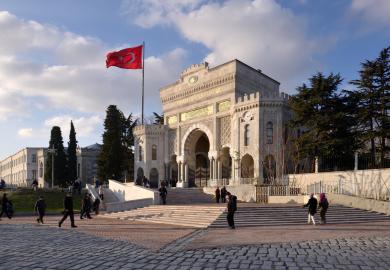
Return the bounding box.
[165,188,215,204]
[102,205,226,228]
[102,203,390,229]
[209,204,390,228]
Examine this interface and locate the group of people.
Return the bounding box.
[59,191,102,227]
[214,186,228,203]
[304,193,329,225]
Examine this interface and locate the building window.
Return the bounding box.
[32,154,37,163]
[139,146,143,161]
[77,163,80,178]
[266,122,273,144]
[32,170,37,180]
[152,145,157,160]
[244,124,250,146]
[39,162,43,178]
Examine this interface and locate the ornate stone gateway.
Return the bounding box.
[134,59,291,188]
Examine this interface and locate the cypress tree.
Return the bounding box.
[67,121,78,183]
[98,105,127,181]
[45,126,67,187]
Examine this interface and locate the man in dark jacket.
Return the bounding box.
[215,187,221,203]
[159,185,168,205]
[59,193,77,228]
[0,193,12,219]
[221,186,227,203]
[226,192,237,229]
[80,193,92,219]
[34,196,46,224]
[303,194,318,225]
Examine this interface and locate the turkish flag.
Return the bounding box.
[106,45,143,69]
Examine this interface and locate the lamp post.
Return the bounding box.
[47,147,57,189]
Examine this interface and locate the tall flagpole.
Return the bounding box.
[141,41,145,125]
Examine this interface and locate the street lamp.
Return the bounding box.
[47,147,57,189]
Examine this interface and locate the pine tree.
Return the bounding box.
[67,121,78,183]
[98,105,127,181]
[153,112,164,125]
[45,126,68,187]
[289,73,356,165]
[349,46,390,165]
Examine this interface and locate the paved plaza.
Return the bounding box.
[1,215,390,270]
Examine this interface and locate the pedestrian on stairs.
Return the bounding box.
[221,186,227,203]
[215,187,221,203]
[159,185,168,205]
[303,193,318,225]
[226,192,237,229]
[98,185,104,201]
[93,198,100,215]
[318,193,329,224]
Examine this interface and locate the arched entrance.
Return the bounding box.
[183,129,210,187]
[149,168,159,188]
[219,147,232,179]
[241,154,254,178]
[263,155,276,184]
[136,167,144,185]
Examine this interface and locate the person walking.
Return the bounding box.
[80,193,92,219]
[221,186,227,203]
[32,179,39,191]
[303,193,318,225]
[98,185,104,201]
[93,198,100,215]
[226,192,237,229]
[215,187,221,203]
[318,193,329,224]
[159,185,168,205]
[58,193,77,228]
[0,193,13,220]
[34,196,46,224]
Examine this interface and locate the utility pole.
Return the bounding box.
[47,147,57,188]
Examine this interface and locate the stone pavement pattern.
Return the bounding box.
[1,224,390,270]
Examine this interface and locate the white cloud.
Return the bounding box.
[0,89,27,121]
[0,10,187,120]
[350,0,390,26]
[17,128,33,138]
[44,115,102,138]
[126,0,323,92]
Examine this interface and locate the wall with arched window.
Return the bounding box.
[244,124,250,146]
[39,161,43,178]
[139,146,143,161]
[152,145,157,160]
[266,121,273,144]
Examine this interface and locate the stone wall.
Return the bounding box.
[108,180,158,202]
[327,194,390,215]
[287,168,390,200]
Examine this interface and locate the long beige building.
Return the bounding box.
[0,144,101,188]
[0,147,46,187]
[134,60,291,188]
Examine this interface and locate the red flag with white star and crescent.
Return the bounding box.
[106,45,143,69]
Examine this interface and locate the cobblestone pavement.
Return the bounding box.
[1,224,390,270]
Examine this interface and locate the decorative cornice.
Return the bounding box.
[161,73,235,104]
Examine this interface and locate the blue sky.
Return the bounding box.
[0,0,389,160]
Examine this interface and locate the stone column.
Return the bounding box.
[184,163,188,183]
[178,162,182,182]
[354,152,358,171]
[315,156,319,173]
[217,160,221,180]
[209,158,214,180]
